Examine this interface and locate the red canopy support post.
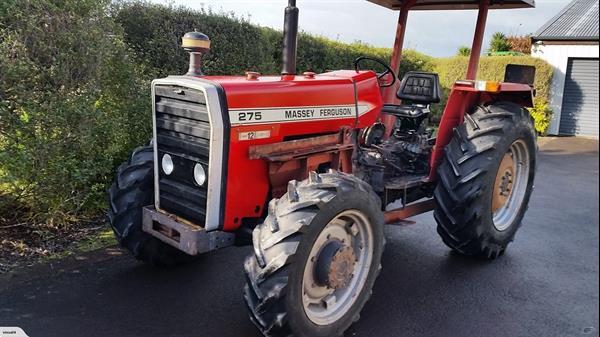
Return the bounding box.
[381,0,414,132]
[466,0,489,80]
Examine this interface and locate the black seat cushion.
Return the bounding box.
[397,71,442,104]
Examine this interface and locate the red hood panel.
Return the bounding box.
[205,71,376,109]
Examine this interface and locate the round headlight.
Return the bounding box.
[161,154,174,175]
[194,163,206,186]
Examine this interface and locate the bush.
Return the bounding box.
[489,32,511,53]
[528,99,553,135]
[507,35,532,54]
[113,2,280,77]
[0,0,151,225]
[457,46,471,57]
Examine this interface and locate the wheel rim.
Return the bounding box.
[302,210,374,326]
[492,139,531,231]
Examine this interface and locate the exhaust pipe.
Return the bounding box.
[281,0,299,75]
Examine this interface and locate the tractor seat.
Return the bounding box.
[382,71,442,118]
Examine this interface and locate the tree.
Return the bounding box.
[489,32,511,53]
[457,46,471,56]
[507,35,532,54]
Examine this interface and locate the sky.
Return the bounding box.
[149,0,568,57]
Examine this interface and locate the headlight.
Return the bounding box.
[161,154,174,175]
[194,163,206,186]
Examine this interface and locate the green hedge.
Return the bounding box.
[114,3,279,77]
[0,0,150,224]
[114,2,434,77]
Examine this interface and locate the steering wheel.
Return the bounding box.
[353,56,397,88]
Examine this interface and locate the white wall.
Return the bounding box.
[531,43,599,135]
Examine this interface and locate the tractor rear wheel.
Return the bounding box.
[108,145,193,266]
[434,102,536,259]
[244,171,385,337]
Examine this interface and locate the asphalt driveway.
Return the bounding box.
[1,137,598,337]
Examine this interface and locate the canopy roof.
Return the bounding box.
[368,0,535,10]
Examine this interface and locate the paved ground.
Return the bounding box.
[1,137,598,337]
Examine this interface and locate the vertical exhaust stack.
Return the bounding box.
[281,0,299,75]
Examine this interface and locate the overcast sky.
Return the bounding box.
[149,0,567,57]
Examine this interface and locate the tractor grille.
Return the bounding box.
[154,85,210,225]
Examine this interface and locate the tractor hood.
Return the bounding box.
[204,70,383,127]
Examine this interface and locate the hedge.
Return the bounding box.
[114,2,434,78]
[0,0,150,224]
[114,3,278,77]
[0,0,553,226]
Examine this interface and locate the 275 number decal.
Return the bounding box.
[238,111,262,122]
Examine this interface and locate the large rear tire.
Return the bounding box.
[108,145,193,266]
[434,102,536,259]
[244,171,385,337]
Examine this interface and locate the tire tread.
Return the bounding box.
[434,102,536,258]
[108,144,193,267]
[244,171,383,337]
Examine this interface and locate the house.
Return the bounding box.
[532,0,599,137]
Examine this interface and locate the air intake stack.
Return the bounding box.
[182,31,211,76]
[281,0,299,75]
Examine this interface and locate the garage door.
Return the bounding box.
[559,58,599,137]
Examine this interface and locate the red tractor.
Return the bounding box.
[108,0,538,336]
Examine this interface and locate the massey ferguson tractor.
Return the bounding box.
[108,0,538,336]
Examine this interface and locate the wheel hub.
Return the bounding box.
[499,171,513,196]
[492,152,515,213]
[491,140,531,232]
[302,210,374,326]
[315,241,356,290]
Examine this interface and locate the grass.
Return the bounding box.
[42,228,117,262]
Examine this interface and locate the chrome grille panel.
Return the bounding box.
[154,85,210,225]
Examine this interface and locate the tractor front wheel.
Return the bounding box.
[108,145,194,266]
[434,102,536,259]
[244,171,385,337]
